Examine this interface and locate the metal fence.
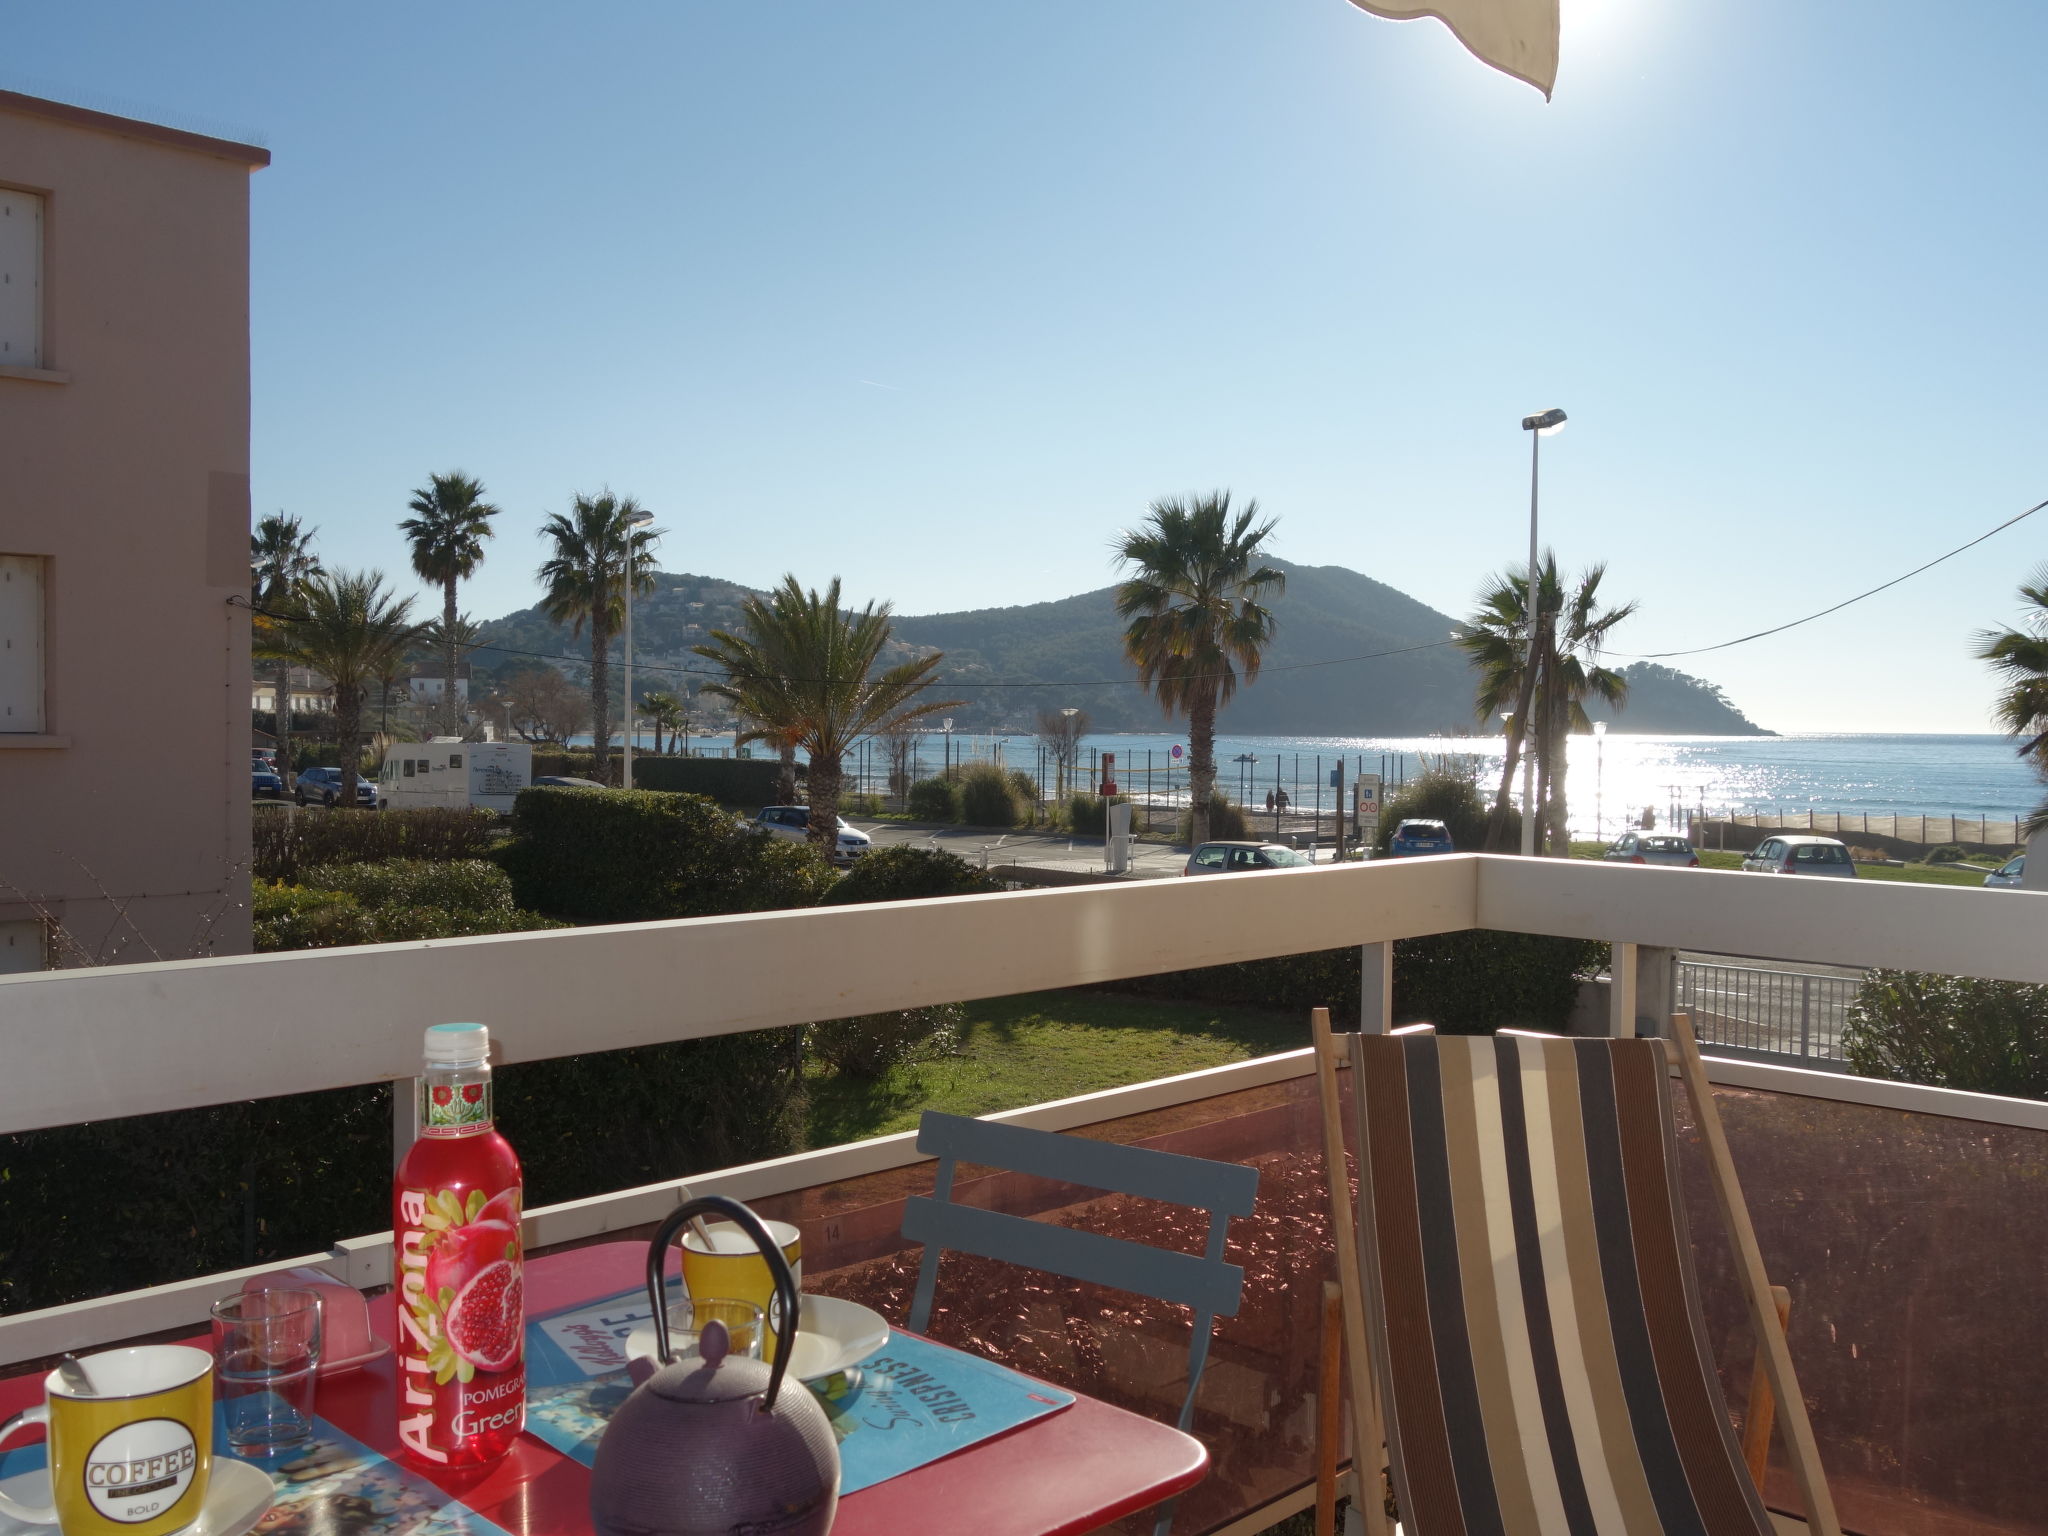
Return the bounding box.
[1713,811,2024,846]
[1677,960,1861,1065]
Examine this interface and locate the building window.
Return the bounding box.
[0,189,43,368]
[0,554,45,732]
[0,919,46,974]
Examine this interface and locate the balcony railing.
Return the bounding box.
[4,855,2046,1534]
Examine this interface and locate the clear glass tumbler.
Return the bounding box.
[663,1297,766,1361]
[211,1288,322,1454]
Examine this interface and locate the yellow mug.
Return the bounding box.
[0,1344,213,1536]
[679,1219,802,1361]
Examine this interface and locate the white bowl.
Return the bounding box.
[626,1292,890,1383]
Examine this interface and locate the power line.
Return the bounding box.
[1614,495,2048,661]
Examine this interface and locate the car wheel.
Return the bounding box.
[323,792,337,808]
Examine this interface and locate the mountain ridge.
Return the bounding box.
[473,559,1771,736]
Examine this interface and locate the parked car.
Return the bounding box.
[1985,853,2027,888]
[1183,841,1314,876]
[251,747,277,771]
[294,766,378,808]
[1603,832,1700,867]
[531,775,607,789]
[1387,819,1454,857]
[752,805,872,866]
[252,765,287,800]
[1740,835,1857,878]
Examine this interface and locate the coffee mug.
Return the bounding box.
[679,1220,802,1361]
[0,1344,213,1536]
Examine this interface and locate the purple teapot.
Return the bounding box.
[589,1196,839,1536]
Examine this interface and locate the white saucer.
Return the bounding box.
[627,1293,891,1383]
[317,1336,392,1378]
[0,1455,273,1536]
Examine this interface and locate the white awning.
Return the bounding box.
[1346,0,1560,98]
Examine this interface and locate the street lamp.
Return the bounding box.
[1059,706,1078,801]
[1592,719,1607,845]
[1517,407,1566,855]
[620,509,657,790]
[942,717,955,781]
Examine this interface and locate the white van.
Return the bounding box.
[378,739,532,813]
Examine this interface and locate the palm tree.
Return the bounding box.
[1975,570,2048,834]
[266,571,424,808]
[1113,492,1284,846]
[642,690,687,754]
[1458,555,1633,854]
[536,493,663,785]
[401,472,499,736]
[250,513,322,776]
[694,577,957,856]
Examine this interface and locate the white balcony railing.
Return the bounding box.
[5,854,2047,1364]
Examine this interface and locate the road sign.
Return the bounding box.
[1170,745,1183,760]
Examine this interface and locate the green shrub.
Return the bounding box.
[370,906,566,942]
[498,787,833,922]
[808,1005,965,1079]
[254,807,498,882]
[1176,792,1247,843]
[629,756,785,805]
[838,791,884,817]
[1373,764,1512,854]
[819,845,1001,907]
[957,762,1020,827]
[299,858,517,915]
[252,883,380,952]
[1922,844,1968,865]
[1106,932,1606,1035]
[1006,770,1040,817]
[1843,970,2048,1099]
[905,777,958,821]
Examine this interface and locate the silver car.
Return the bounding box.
[1184,841,1314,876]
[1985,853,2026,888]
[1602,832,1699,868]
[752,805,872,866]
[1740,835,1858,878]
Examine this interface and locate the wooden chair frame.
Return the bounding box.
[1310,1008,1844,1536]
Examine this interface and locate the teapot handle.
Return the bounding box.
[646,1195,802,1412]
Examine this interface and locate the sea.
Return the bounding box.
[611,728,2043,840]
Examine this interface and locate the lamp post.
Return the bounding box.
[1060,706,1078,801]
[942,717,955,781]
[1592,719,1607,845]
[1518,407,1566,855]
[620,509,656,790]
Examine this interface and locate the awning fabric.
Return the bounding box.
[1345,0,1559,98]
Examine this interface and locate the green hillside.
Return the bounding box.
[471,561,1769,736]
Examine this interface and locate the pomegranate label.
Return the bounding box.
[421,1081,494,1138]
[396,1184,524,1463]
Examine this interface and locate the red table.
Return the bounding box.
[1,1242,1208,1536]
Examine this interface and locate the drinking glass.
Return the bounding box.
[210,1289,322,1454]
[663,1297,765,1361]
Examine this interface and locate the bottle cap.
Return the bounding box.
[424,1022,490,1065]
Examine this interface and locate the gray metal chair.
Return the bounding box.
[902,1110,1260,1529]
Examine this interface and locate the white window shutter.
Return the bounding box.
[0,555,46,732]
[0,190,43,368]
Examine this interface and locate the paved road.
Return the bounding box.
[848,820,1194,879]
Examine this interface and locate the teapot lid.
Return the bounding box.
[647,1320,773,1407]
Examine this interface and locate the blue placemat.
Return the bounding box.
[525,1286,1074,1495]
[0,1411,510,1536]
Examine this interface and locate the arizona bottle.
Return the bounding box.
[394,1022,525,1468]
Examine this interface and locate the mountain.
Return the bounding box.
[472,561,1770,736]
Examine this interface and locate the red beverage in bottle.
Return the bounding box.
[393,1022,524,1469]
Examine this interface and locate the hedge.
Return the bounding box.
[628,756,787,805]
[1106,931,1607,1035]
[1843,970,2048,1099]
[498,786,834,922]
[253,807,499,882]
[0,1025,808,1313]
[819,845,1001,906]
[298,858,518,915]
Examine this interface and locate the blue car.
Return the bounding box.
[1388,818,1454,857]
[252,766,287,800]
[294,766,378,808]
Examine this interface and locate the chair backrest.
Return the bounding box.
[901,1110,1259,1433]
[1351,1032,1775,1536]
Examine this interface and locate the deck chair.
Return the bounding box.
[1314,1012,1843,1536]
[902,1110,1260,1535]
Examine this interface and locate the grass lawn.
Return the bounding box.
[805,989,1305,1147]
[1566,841,1997,887]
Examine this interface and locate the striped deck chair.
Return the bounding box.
[1319,1013,1842,1536]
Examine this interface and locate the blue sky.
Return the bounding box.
[10,1,2047,733]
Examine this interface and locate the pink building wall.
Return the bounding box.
[0,93,268,964]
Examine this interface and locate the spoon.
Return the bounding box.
[56,1353,96,1396]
